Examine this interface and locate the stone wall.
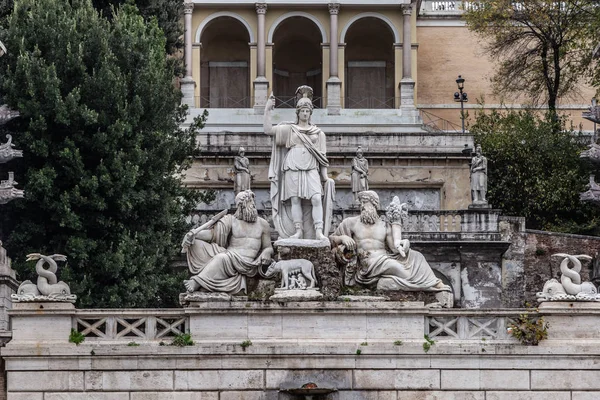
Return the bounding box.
[500,217,600,307]
[523,230,600,305]
[3,302,600,399]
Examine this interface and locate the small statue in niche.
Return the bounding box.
[351,146,369,203]
[470,144,488,205]
[234,147,251,194]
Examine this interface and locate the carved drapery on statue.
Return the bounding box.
[333,218,446,292]
[268,123,335,239]
[185,214,263,294]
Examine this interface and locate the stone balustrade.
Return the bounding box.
[419,0,481,16]
[189,208,502,242]
[60,306,525,344]
[73,309,188,342]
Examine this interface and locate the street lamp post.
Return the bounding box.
[454,75,469,134]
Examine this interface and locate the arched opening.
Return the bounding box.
[272,17,323,108]
[344,17,395,109]
[200,17,250,108]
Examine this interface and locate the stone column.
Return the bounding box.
[400,3,415,109]
[326,3,342,115]
[181,0,196,108]
[254,2,269,114]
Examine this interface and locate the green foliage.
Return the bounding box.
[360,341,368,346]
[463,0,596,116]
[0,0,206,308]
[423,334,435,353]
[127,341,140,346]
[393,340,403,346]
[92,0,184,63]
[69,329,85,345]
[171,333,194,347]
[470,109,600,234]
[355,349,362,355]
[508,314,549,345]
[240,340,252,350]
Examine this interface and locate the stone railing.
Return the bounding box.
[189,208,501,241]
[419,0,481,16]
[73,309,188,342]
[66,306,528,343]
[426,309,523,340]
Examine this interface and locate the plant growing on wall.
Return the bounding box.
[508,313,549,345]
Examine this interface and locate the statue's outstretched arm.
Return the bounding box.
[263,93,275,136]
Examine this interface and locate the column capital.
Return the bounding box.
[256,2,267,15]
[401,4,413,15]
[183,1,194,14]
[328,3,340,15]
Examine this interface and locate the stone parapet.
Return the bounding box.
[3,303,600,399]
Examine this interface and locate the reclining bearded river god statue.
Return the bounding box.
[263,86,335,241]
[330,191,452,305]
[182,190,273,295]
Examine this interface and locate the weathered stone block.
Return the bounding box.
[440,370,529,390]
[337,391,397,400]
[266,369,352,390]
[396,391,484,400]
[572,392,600,400]
[175,370,264,390]
[532,370,600,390]
[45,394,129,400]
[7,393,43,400]
[353,370,440,390]
[86,371,174,391]
[130,393,219,400]
[220,391,272,400]
[8,371,83,392]
[486,392,570,400]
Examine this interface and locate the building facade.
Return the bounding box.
[180,0,596,216]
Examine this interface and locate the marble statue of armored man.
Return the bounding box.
[182,190,274,294]
[330,190,451,292]
[264,85,335,241]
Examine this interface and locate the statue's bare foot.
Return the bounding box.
[315,229,328,241]
[184,279,200,293]
[290,230,303,239]
[434,281,451,291]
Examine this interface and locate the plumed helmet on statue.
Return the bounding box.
[357,190,380,209]
[238,146,245,154]
[235,189,255,206]
[295,85,314,111]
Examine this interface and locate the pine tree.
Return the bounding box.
[0,0,205,307]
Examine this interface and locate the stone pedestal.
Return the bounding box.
[326,78,342,115]
[399,78,415,108]
[539,302,600,343]
[274,238,341,300]
[180,76,196,108]
[469,202,492,209]
[8,302,75,345]
[270,288,323,302]
[253,78,269,114]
